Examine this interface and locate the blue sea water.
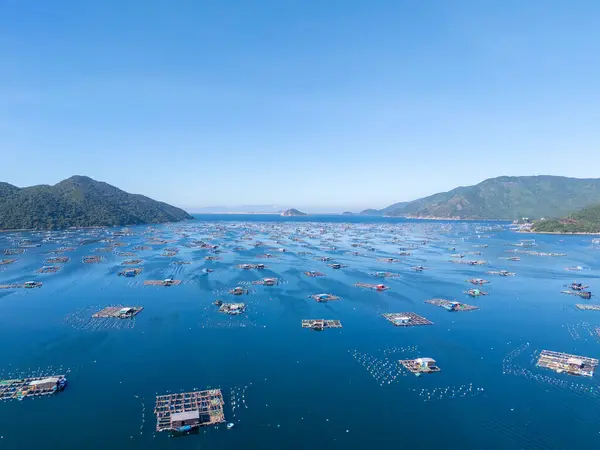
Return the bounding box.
[0,214,599,450]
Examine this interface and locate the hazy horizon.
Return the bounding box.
[2,1,599,210]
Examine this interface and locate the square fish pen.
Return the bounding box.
[425,299,479,312]
[302,319,342,331]
[536,350,599,377]
[575,304,600,311]
[92,306,143,319]
[154,389,225,432]
[382,312,433,327]
[0,375,67,401]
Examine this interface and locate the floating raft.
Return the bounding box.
[425,299,478,311]
[229,287,248,295]
[315,256,332,261]
[466,278,490,285]
[411,266,427,272]
[302,319,342,331]
[378,258,401,263]
[536,350,598,377]
[217,302,246,315]
[0,375,67,401]
[575,304,600,311]
[82,255,104,264]
[133,245,151,251]
[45,256,69,263]
[328,263,347,269]
[118,268,143,277]
[122,259,143,265]
[92,306,143,318]
[309,293,340,302]
[0,281,42,289]
[237,263,266,270]
[304,271,325,277]
[561,290,592,299]
[486,270,515,276]
[400,358,441,374]
[3,249,24,255]
[155,389,225,433]
[161,251,178,257]
[566,282,588,291]
[252,278,278,286]
[382,312,433,327]
[0,259,16,265]
[37,265,60,273]
[144,279,181,286]
[464,289,488,297]
[355,283,389,291]
[450,259,487,265]
[370,271,400,278]
[172,261,192,265]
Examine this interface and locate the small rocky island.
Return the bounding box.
[341,211,354,216]
[280,208,307,217]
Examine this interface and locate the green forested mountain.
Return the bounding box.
[378,176,600,220]
[0,175,193,230]
[532,204,600,233]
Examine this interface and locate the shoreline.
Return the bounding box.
[518,230,600,236]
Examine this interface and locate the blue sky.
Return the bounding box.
[1,1,599,212]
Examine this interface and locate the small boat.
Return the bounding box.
[227,423,235,430]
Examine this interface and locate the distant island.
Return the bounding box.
[341,211,354,216]
[530,204,600,234]
[280,208,307,217]
[0,175,192,230]
[360,176,600,220]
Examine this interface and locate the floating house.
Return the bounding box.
[0,375,67,401]
[309,293,340,303]
[218,302,246,315]
[355,283,390,291]
[464,288,488,297]
[229,287,248,296]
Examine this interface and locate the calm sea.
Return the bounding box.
[0,214,599,450]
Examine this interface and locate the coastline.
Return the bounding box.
[518,230,600,236]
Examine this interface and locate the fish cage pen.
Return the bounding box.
[154,389,225,433]
[144,279,182,286]
[400,358,441,374]
[382,312,433,327]
[122,259,143,265]
[536,350,599,377]
[425,299,479,311]
[92,306,143,318]
[37,265,61,273]
[45,256,69,263]
[575,304,600,311]
[118,268,143,277]
[0,259,17,265]
[302,319,342,331]
[0,375,67,401]
[0,281,42,289]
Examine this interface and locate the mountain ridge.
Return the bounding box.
[0,175,193,230]
[367,176,600,220]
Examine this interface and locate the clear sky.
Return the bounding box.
[1,1,599,212]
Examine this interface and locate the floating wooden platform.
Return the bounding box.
[0,259,16,265]
[487,270,515,276]
[217,302,245,314]
[45,256,69,263]
[382,312,433,327]
[229,287,248,295]
[400,358,441,374]
[309,293,340,302]
[302,319,342,330]
[172,261,192,265]
[370,271,400,278]
[0,281,42,289]
[562,290,592,299]
[122,259,143,265]
[378,258,401,263]
[304,271,325,277]
[118,267,143,277]
[575,304,600,311]
[252,278,278,286]
[355,283,389,291]
[425,299,478,311]
[537,350,598,377]
[3,249,24,255]
[83,255,104,264]
[154,389,225,433]
[0,375,67,401]
[144,279,182,286]
[92,306,143,318]
[450,259,487,265]
[464,289,488,297]
[37,265,60,273]
[466,278,490,285]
